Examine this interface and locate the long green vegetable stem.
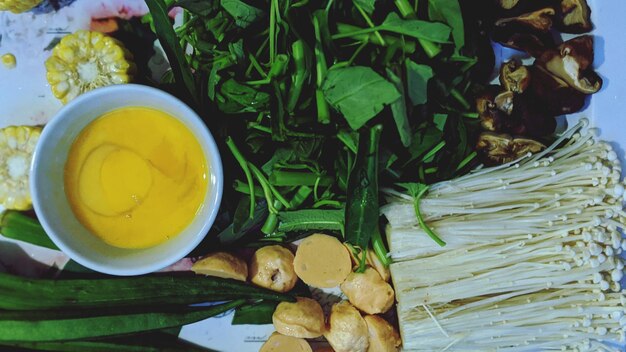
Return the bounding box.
[313,11,331,124]
[0,272,294,311]
[226,137,256,218]
[0,300,245,343]
[0,211,57,250]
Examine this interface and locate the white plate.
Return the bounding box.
[0,0,624,351]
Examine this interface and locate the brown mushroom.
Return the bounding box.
[556,0,593,33]
[495,7,556,32]
[536,35,602,94]
[529,65,587,115]
[508,93,557,137]
[476,86,505,132]
[476,132,546,165]
[495,91,515,115]
[495,31,555,58]
[500,60,531,93]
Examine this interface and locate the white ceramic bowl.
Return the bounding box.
[30,84,223,276]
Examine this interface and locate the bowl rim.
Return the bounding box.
[30,84,223,276]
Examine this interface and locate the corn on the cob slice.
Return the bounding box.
[0,0,42,13]
[0,126,41,210]
[45,30,135,104]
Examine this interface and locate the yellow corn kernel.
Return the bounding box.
[45,30,136,104]
[0,0,42,13]
[1,54,16,69]
[0,126,41,210]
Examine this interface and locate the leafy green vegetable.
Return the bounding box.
[428,0,464,50]
[142,0,485,272]
[405,59,434,106]
[278,209,344,234]
[353,0,376,15]
[380,12,452,42]
[322,66,399,130]
[0,211,57,250]
[345,125,382,271]
[145,0,198,106]
[217,79,270,114]
[231,301,278,325]
[386,68,412,147]
[221,0,264,28]
[177,0,215,16]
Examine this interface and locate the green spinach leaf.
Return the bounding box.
[386,68,412,147]
[405,59,434,106]
[220,0,264,28]
[322,66,399,130]
[428,0,464,50]
[380,12,451,43]
[177,0,215,16]
[232,301,277,325]
[404,126,443,166]
[353,0,376,15]
[217,79,270,113]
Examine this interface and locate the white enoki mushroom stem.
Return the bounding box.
[384,120,626,351]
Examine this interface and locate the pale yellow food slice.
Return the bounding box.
[260,332,312,352]
[192,252,248,281]
[294,233,352,288]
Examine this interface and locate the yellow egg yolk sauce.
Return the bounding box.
[64,107,208,249]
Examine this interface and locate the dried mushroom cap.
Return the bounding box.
[498,0,520,10]
[558,0,592,33]
[476,86,504,132]
[495,31,555,58]
[500,60,531,93]
[495,7,556,32]
[529,65,587,115]
[476,132,546,164]
[272,297,325,339]
[495,91,515,115]
[537,35,602,94]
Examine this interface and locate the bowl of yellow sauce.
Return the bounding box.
[30,84,223,276]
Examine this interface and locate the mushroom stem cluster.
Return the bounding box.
[382,119,626,350]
